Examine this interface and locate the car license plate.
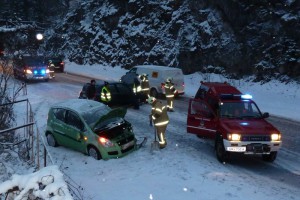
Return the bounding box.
[121,140,134,150]
[227,147,246,152]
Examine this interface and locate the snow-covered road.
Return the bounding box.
[21,72,300,200]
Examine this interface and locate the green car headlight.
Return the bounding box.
[99,137,114,147]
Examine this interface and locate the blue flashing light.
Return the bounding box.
[240,122,249,126]
[241,94,252,99]
[41,69,46,74]
[33,70,38,74]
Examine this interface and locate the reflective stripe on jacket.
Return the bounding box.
[101,86,111,102]
[165,82,177,98]
[151,100,169,126]
[141,78,150,92]
[133,83,142,94]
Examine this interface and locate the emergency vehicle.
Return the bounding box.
[187,82,282,163]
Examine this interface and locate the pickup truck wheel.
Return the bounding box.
[215,137,228,163]
[262,151,277,162]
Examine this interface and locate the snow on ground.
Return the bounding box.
[1,62,300,200]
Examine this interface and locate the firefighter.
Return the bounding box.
[132,77,142,95]
[139,73,150,98]
[101,81,111,104]
[148,96,169,149]
[48,60,55,79]
[132,77,141,109]
[165,77,177,112]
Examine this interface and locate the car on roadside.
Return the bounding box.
[13,55,50,82]
[79,80,140,108]
[187,81,282,163]
[46,57,65,72]
[45,99,137,160]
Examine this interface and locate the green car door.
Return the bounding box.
[50,108,69,144]
[62,110,87,153]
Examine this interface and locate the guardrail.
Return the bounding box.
[0,98,53,169]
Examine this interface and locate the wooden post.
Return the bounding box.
[36,126,40,170]
[44,146,47,167]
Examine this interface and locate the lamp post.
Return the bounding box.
[36,33,43,41]
[35,33,44,55]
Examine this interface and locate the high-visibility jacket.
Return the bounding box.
[132,78,141,94]
[140,76,150,94]
[165,82,177,98]
[151,100,169,126]
[49,63,55,71]
[101,86,111,102]
[133,83,142,94]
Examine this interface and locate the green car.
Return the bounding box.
[45,99,137,160]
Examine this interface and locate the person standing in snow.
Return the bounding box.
[148,96,169,149]
[164,77,177,112]
[132,77,141,109]
[101,81,111,104]
[86,79,96,100]
[139,73,150,98]
[48,60,55,79]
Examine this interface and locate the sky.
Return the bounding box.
[0,62,300,200]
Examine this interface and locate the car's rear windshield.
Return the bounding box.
[23,57,45,65]
[48,58,62,62]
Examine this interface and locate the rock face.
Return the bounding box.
[1,0,299,80]
[47,0,241,75]
[210,0,300,80]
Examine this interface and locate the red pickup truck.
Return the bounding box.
[187,82,282,163]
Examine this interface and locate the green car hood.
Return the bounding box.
[92,107,127,131]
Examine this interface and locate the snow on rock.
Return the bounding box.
[0,165,73,200]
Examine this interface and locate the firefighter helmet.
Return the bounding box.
[166,77,172,83]
[147,96,156,104]
[139,73,148,79]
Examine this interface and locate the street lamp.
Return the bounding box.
[35,33,44,55]
[36,33,43,41]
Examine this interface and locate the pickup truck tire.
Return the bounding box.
[215,136,229,163]
[262,151,277,162]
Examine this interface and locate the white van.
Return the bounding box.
[120,65,185,97]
